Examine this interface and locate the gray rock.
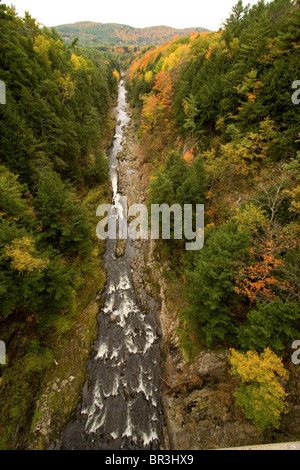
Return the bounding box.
[115,239,126,257]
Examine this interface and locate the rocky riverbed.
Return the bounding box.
[117,100,300,450]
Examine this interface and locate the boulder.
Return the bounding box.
[115,239,126,257]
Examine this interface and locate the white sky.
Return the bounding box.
[8,0,264,31]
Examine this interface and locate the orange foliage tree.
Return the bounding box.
[141,71,174,134]
[235,227,296,302]
[152,71,174,109]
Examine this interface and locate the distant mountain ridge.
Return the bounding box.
[54,21,210,46]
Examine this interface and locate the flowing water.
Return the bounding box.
[61,80,164,450]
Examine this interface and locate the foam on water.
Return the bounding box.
[61,79,163,451]
[143,325,156,354]
[96,342,109,360]
[122,414,133,439]
[142,429,159,447]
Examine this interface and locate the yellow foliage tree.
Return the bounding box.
[162,44,190,72]
[144,70,153,84]
[204,118,278,180]
[33,35,52,64]
[55,73,76,103]
[5,237,49,273]
[229,348,289,431]
[234,202,268,233]
[70,53,92,71]
[113,69,120,82]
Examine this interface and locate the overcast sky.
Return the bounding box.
[7,0,266,31]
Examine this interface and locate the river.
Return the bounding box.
[61,80,164,450]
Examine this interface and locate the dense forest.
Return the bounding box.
[0,4,119,448]
[0,0,299,450]
[127,0,300,432]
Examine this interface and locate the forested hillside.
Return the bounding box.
[1,0,300,451]
[54,22,209,47]
[0,4,119,448]
[127,0,300,432]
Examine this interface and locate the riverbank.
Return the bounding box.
[15,83,300,451]
[118,93,300,450]
[56,80,164,450]
[23,102,119,450]
[0,200,109,450]
[0,111,115,450]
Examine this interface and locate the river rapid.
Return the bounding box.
[61,80,164,450]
